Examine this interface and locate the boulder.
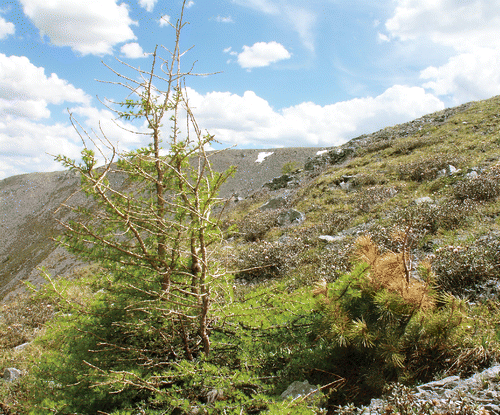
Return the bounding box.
[277,209,304,226]
[260,197,286,210]
[414,196,434,205]
[263,174,294,191]
[3,367,22,382]
[281,380,318,400]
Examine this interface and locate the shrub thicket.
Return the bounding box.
[397,154,462,182]
[237,208,282,242]
[351,185,397,213]
[432,236,500,298]
[0,293,55,350]
[389,200,473,234]
[234,237,306,282]
[453,174,500,201]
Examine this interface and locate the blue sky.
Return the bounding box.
[1,0,500,179]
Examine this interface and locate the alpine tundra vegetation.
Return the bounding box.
[2,2,500,415]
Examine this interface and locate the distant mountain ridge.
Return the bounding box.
[0,147,325,301]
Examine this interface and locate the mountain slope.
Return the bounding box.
[0,147,323,301]
[1,94,500,302]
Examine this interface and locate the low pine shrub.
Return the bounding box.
[389,200,473,235]
[351,185,398,213]
[305,236,481,406]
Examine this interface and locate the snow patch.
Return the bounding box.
[255,151,274,163]
[316,149,328,156]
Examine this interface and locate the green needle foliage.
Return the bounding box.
[309,235,483,405]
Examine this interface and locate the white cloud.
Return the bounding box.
[384,0,500,104]
[377,32,390,43]
[233,0,279,15]
[0,54,144,179]
[386,0,500,52]
[0,53,90,119]
[19,0,136,55]
[420,48,500,104]
[159,15,170,27]
[138,0,157,12]
[232,0,316,51]
[121,42,146,58]
[69,105,144,150]
[0,102,148,180]
[183,85,444,148]
[215,15,234,23]
[0,98,50,119]
[186,1,195,7]
[283,6,316,52]
[0,16,15,39]
[223,47,238,56]
[0,117,83,179]
[237,41,291,69]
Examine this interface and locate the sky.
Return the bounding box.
[1,0,500,179]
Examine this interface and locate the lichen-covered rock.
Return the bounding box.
[351,365,500,415]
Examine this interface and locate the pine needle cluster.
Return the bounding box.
[312,234,477,403]
[354,234,434,310]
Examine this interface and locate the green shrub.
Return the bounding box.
[281,160,299,175]
[234,237,306,282]
[237,208,282,242]
[351,186,398,213]
[432,236,500,298]
[453,174,500,201]
[397,155,461,182]
[304,236,483,406]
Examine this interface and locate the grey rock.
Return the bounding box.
[414,196,434,205]
[417,375,460,391]
[280,380,318,400]
[14,342,30,351]
[318,235,343,243]
[259,197,286,210]
[355,365,500,415]
[3,367,22,382]
[305,147,355,171]
[339,181,352,191]
[277,209,304,226]
[263,174,294,191]
[437,165,459,178]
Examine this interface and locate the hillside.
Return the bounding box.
[0,147,323,302]
[223,95,500,293]
[2,95,500,414]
